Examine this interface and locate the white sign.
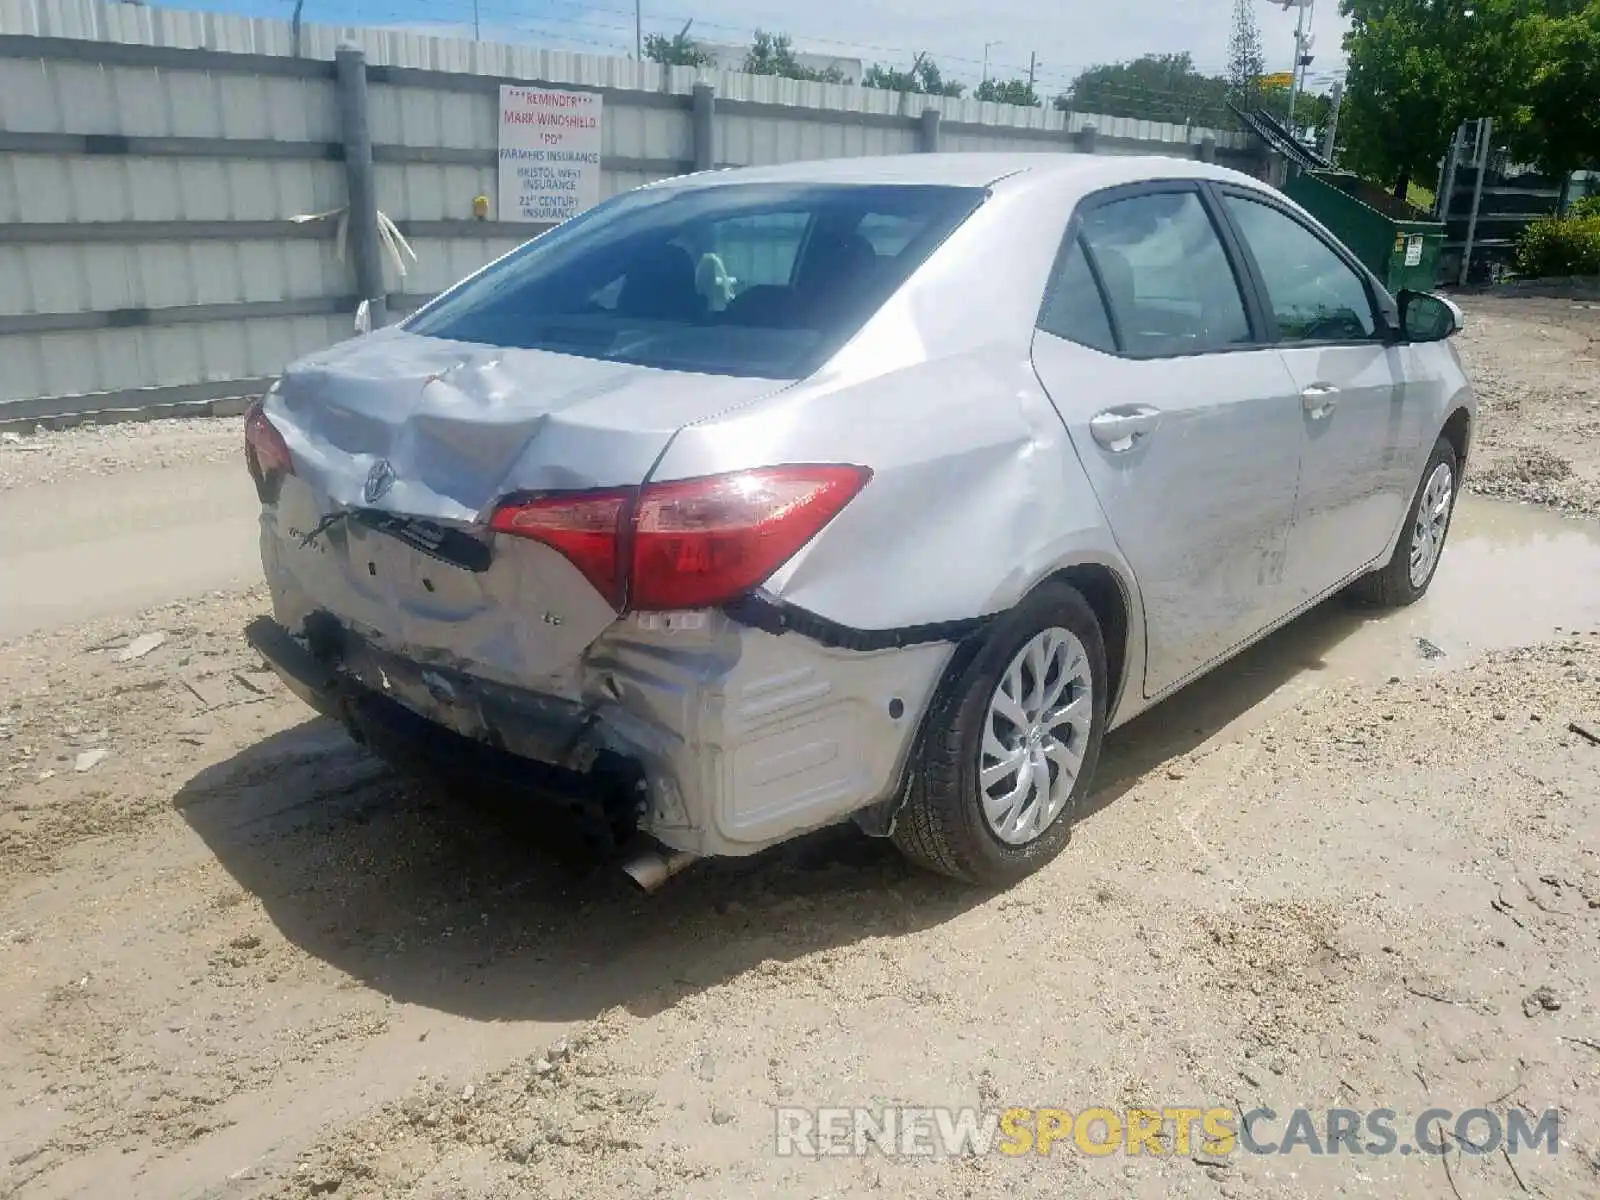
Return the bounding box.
[1405,235,1425,267]
[498,85,602,224]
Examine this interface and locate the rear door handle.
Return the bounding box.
[1089,405,1162,452]
[1302,383,1340,419]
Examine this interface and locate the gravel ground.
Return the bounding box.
[0,418,243,496]
[1455,295,1600,516]
[1,593,1596,1200]
[1,296,1598,1199]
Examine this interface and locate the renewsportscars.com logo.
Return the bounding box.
[773,1106,1563,1159]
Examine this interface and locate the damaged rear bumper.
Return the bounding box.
[245,608,955,858]
[244,615,646,850]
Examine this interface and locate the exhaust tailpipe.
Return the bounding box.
[620,847,699,893]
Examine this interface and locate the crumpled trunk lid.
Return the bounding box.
[259,328,786,687]
[270,327,784,518]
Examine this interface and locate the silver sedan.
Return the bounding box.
[244,152,1473,889]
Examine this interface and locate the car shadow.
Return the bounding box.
[174,722,988,1025]
[175,591,1382,1024]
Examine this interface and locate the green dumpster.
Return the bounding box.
[1283,168,1446,293]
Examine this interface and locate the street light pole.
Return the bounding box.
[1287,0,1311,127]
[635,0,642,59]
[982,40,1002,84]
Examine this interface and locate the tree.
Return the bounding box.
[862,53,965,97]
[742,30,847,83]
[1227,0,1267,108]
[1056,53,1229,127]
[1257,79,1335,143]
[643,29,714,68]
[1339,0,1545,199]
[975,77,1041,107]
[1517,2,1600,183]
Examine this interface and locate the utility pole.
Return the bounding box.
[634,0,642,60]
[1287,0,1311,128]
[1320,78,1343,160]
[472,0,480,41]
[1027,52,1037,91]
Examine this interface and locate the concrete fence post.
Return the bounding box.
[335,44,388,329]
[919,107,941,153]
[1197,134,1216,163]
[692,82,716,172]
[1076,123,1098,154]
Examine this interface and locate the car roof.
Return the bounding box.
[651,152,1265,196]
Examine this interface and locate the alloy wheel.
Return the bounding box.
[978,627,1094,846]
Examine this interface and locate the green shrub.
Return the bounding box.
[1515,214,1600,278]
[1569,193,1600,220]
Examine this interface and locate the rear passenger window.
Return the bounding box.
[1038,236,1116,353]
[1078,191,1253,357]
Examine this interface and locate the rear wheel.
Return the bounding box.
[892,581,1107,887]
[1349,435,1458,608]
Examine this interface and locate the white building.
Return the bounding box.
[697,40,863,84]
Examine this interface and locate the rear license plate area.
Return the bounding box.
[344,518,490,616]
[352,510,492,573]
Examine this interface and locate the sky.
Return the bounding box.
[177,0,1352,98]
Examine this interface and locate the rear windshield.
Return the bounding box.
[403,182,987,379]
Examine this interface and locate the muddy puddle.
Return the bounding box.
[1102,495,1600,780]
[1320,493,1600,671]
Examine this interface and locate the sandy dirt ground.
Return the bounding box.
[0,422,260,642]
[1,296,1598,1200]
[1455,295,1600,517]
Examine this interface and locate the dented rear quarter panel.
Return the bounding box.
[651,165,1150,724]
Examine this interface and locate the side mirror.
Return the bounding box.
[1398,290,1464,342]
[353,298,372,336]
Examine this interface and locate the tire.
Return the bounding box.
[1349,435,1459,609]
[891,580,1108,887]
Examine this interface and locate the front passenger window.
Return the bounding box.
[1222,196,1379,343]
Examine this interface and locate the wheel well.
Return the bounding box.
[1442,407,1471,468]
[1048,564,1129,714]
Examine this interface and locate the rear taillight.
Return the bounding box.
[244,400,294,502]
[489,465,871,612]
[630,467,868,610]
[488,489,632,609]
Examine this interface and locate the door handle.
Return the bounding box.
[1089,405,1162,452]
[1302,383,1339,419]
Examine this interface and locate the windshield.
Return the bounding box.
[403,182,988,379]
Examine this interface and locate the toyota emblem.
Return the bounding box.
[363,458,396,503]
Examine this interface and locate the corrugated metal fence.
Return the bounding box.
[0,0,1261,426]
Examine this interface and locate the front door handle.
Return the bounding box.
[1302,383,1340,419]
[1089,405,1163,452]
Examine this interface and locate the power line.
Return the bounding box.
[165,0,1340,103]
[460,0,1246,81]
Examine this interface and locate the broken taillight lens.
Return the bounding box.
[630,467,870,610]
[489,465,872,612]
[488,489,632,609]
[244,399,294,502]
